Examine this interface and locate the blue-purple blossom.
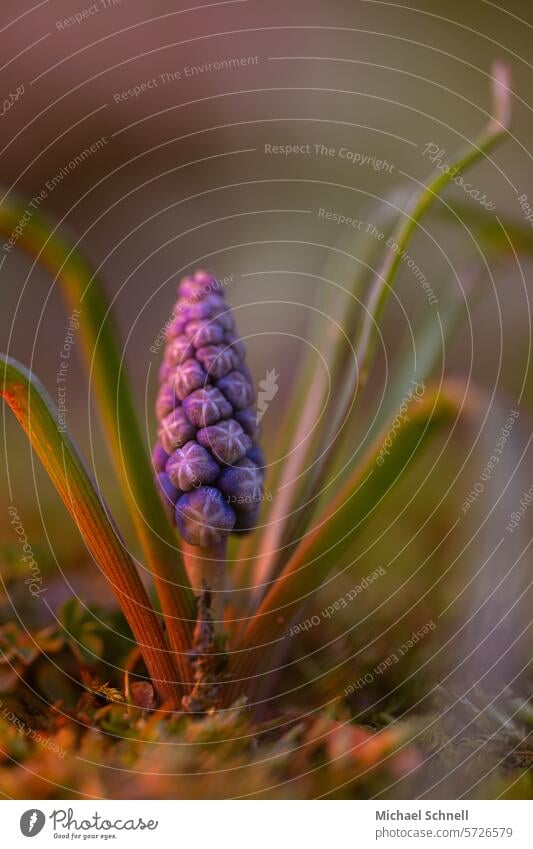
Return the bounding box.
[233,507,261,533]
[195,344,236,379]
[152,269,264,547]
[182,387,232,428]
[156,382,178,420]
[235,407,260,439]
[247,444,265,469]
[165,335,194,366]
[185,319,225,347]
[172,359,207,400]
[217,370,255,410]
[152,443,170,473]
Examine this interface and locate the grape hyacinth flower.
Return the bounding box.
[153,270,264,549]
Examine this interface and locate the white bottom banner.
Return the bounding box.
[2,799,530,847]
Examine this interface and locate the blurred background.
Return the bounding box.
[0,0,532,798]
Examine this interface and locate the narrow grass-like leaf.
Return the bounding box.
[354,62,511,387]
[1,354,181,706]
[229,382,466,703]
[250,190,412,594]
[315,64,510,508]
[0,203,194,681]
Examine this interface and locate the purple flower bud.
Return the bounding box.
[217,458,263,513]
[246,444,265,469]
[183,386,232,427]
[215,308,235,332]
[184,294,227,322]
[165,314,188,340]
[177,275,199,300]
[156,473,181,523]
[171,359,207,400]
[178,270,223,301]
[159,407,196,454]
[218,370,255,411]
[156,382,178,420]
[197,419,252,465]
[159,360,173,384]
[152,443,169,473]
[195,345,236,380]
[166,441,219,491]
[154,270,265,547]
[185,319,225,348]
[176,487,235,547]
[193,269,223,290]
